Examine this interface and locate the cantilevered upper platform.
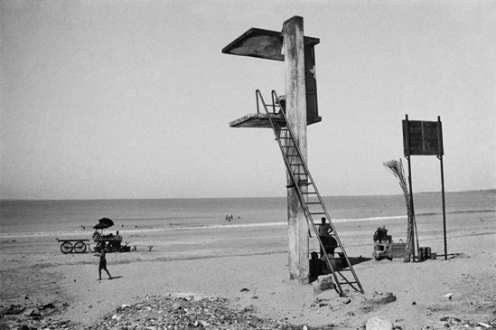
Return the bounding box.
[222,28,319,61]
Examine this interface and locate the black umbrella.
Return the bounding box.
[93,223,110,230]
[98,218,114,227]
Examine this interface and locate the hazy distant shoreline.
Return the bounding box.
[1,188,494,202]
[1,191,494,240]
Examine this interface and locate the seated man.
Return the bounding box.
[324,236,338,256]
[373,226,388,242]
[309,251,326,282]
[319,217,337,256]
[278,95,286,113]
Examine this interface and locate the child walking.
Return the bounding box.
[95,242,112,280]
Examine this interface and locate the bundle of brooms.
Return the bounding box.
[383,159,416,262]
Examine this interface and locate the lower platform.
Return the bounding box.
[229,113,286,128]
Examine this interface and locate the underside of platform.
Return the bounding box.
[229,113,286,128]
[222,28,320,61]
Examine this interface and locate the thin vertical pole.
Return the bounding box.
[405,115,416,262]
[439,155,447,260]
[437,116,447,260]
[406,155,416,262]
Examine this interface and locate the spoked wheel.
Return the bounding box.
[60,241,73,254]
[74,241,87,253]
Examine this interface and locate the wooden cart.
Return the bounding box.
[93,236,123,252]
[57,239,89,254]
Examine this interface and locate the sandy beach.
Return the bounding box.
[2,0,495,328]
[1,215,495,329]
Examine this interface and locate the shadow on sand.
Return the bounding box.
[341,255,372,268]
[309,255,373,283]
[98,276,123,281]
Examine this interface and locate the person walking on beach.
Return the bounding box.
[95,242,112,280]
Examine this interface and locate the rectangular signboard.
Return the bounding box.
[403,119,443,156]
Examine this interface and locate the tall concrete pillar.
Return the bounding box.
[282,16,309,283]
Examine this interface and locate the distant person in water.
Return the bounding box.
[95,242,112,280]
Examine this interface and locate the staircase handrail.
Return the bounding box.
[256,89,364,295]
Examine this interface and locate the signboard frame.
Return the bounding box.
[402,115,447,260]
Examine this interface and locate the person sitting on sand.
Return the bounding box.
[309,251,325,282]
[319,217,336,256]
[95,242,112,281]
[317,217,338,256]
[325,237,338,256]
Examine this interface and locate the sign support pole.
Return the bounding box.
[437,116,447,260]
[406,155,416,262]
[403,115,447,262]
[405,115,416,262]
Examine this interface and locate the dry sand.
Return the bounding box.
[1,218,495,329]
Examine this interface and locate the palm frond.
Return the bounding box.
[383,158,414,262]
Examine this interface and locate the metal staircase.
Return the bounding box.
[256,90,364,296]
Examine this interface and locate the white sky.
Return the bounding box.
[1,0,495,200]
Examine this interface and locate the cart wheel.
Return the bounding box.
[60,241,73,254]
[74,241,87,253]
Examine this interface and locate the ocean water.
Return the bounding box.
[0,191,494,239]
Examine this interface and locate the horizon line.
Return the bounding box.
[1,189,494,202]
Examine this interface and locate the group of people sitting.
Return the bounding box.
[309,217,338,281]
[92,230,121,240]
[373,226,391,242]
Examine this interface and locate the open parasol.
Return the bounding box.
[98,217,114,228]
[93,223,110,230]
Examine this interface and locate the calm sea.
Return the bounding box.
[0,191,494,238]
